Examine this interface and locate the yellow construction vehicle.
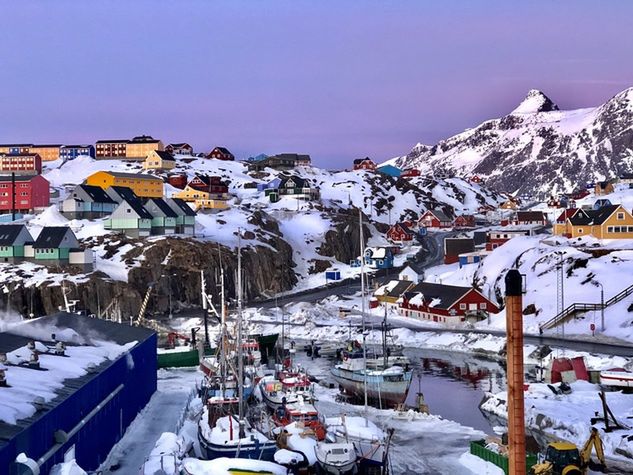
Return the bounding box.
[530,427,605,475]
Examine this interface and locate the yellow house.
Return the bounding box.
[595,180,615,196]
[499,199,518,210]
[567,205,633,239]
[553,209,581,236]
[30,144,61,162]
[85,171,163,198]
[143,150,176,170]
[172,185,229,210]
[126,135,164,159]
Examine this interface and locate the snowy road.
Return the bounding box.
[99,368,202,474]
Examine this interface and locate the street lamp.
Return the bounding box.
[596,281,605,332]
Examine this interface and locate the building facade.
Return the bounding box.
[95,140,128,159]
[30,145,61,162]
[60,145,95,160]
[85,171,163,198]
[143,150,176,170]
[0,174,50,212]
[0,153,42,175]
[207,146,235,161]
[126,135,164,159]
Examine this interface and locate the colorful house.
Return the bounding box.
[61,184,118,219]
[458,250,489,268]
[353,157,377,171]
[165,143,193,155]
[444,237,475,264]
[469,175,483,184]
[104,199,153,238]
[511,211,548,226]
[386,222,415,243]
[172,175,230,210]
[619,173,633,188]
[207,147,235,161]
[401,168,421,179]
[60,145,95,160]
[566,204,633,239]
[595,180,615,196]
[126,135,164,160]
[0,153,42,175]
[486,227,535,251]
[593,199,612,210]
[29,145,61,162]
[143,150,176,170]
[376,165,401,178]
[0,174,50,213]
[256,178,281,192]
[95,139,128,159]
[374,280,415,308]
[398,262,425,284]
[85,171,163,198]
[167,173,188,190]
[399,282,500,324]
[0,224,33,263]
[143,198,178,235]
[165,198,196,235]
[248,153,311,172]
[418,209,452,229]
[105,185,140,203]
[499,199,519,210]
[362,247,394,270]
[33,227,80,264]
[0,144,32,155]
[453,215,475,228]
[268,176,319,201]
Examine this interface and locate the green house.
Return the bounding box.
[0,224,33,263]
[33,227,80,263]
[104,198,153,238]
[165,198,196,235]
[143,198,178,235]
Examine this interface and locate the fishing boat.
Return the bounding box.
[271,398,326,441]
[314,441,358,475]
[600,367,633,388]
[259,372,314,410]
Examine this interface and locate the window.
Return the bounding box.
[480,303,487,309]
[614,226,621,233]
[617,212,625,220]
[459,303,466,310]
[608,226,614,233]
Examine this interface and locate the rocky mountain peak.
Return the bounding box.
[510,89,559,115]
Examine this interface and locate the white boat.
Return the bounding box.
[315,442,358,474]
[600,368,633,388]
[259,372,314,410]
[324,416,389,471]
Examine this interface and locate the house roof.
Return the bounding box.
[280,175,309,189]
[406,282,475,310]
[130,135,159,143]
[121,199,153,219]
[597,180,613,189]
[31,144,62,148]
[353,157,373,165]
[107,186,139,202]
[104,171,162,181]
[516,211,546,221]
[568,205,622,226]
[77,184,116,204]
[0,175,41,182]
[95,139,129,144]
[167,197,197,217]
[424,209,451,222]
[0,144,32,147]
[473,231,488,246]
[168,143,191,148]
[151,150,175,162]
[390,222,414,235]
[0,225,29,246]
[444,238,475,256]
[386,280,415,298]
[619,173,633,180]
[34,227,74,249]
[212,146,232,155]
[401,261,426,275]
[61,144,93,149]
[555,208,579,223]
[145,198,178,217]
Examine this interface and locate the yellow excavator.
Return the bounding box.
[530,427,606,475]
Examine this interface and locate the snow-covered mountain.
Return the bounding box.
[388,87,633,198]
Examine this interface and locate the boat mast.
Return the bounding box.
[220,267,227,398]
[237,230,246,439]
[383,303,388,370]
[359,208,368,422]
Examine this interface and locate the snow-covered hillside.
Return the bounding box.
[387,87,633,199]
[3,156,503,292]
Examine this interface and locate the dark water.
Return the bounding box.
[403,348,507,434]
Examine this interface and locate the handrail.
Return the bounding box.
[540,283,633,330]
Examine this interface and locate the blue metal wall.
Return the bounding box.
[2,333,157,474]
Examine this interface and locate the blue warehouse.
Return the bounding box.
[60,145,96,160]
[0,313,157,474]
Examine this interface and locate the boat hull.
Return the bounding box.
[600,370,633,388]
[198,426,277,462]
[330,367,412,408]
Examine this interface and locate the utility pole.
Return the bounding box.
[599,282,605,332]
[505,269,526,475]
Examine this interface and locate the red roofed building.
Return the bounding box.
[386,222,415,243]
[352,157,376,171]
[0,174,50,212]
[553,208,580,237]
[453,215,475,228]
[401,168,421,179]
[419,209,452,229]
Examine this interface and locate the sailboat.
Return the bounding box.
[198,233,277,461]
[331,210,413,409]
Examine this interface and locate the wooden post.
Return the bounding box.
[505,269,525,475]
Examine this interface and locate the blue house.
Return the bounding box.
[377,164,402,178]
[363,247,394,270]
[60,144,96,160]
[593,198,612,210]
[257,177,282,192]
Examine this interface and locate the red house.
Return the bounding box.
[0,153,42,175]
[0,174,50,212]
[453,214,475,228]
[167,173,188,189]
[512,211,548,226]
[469,175,483,184]
[352,157,377,171]
[485,228,534,251]
[399,282,499,324]
[387,222,415,243]
[207,147,235,161]
[418,209,452,228]
[188,174,229,195]
[401,168,421,178]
